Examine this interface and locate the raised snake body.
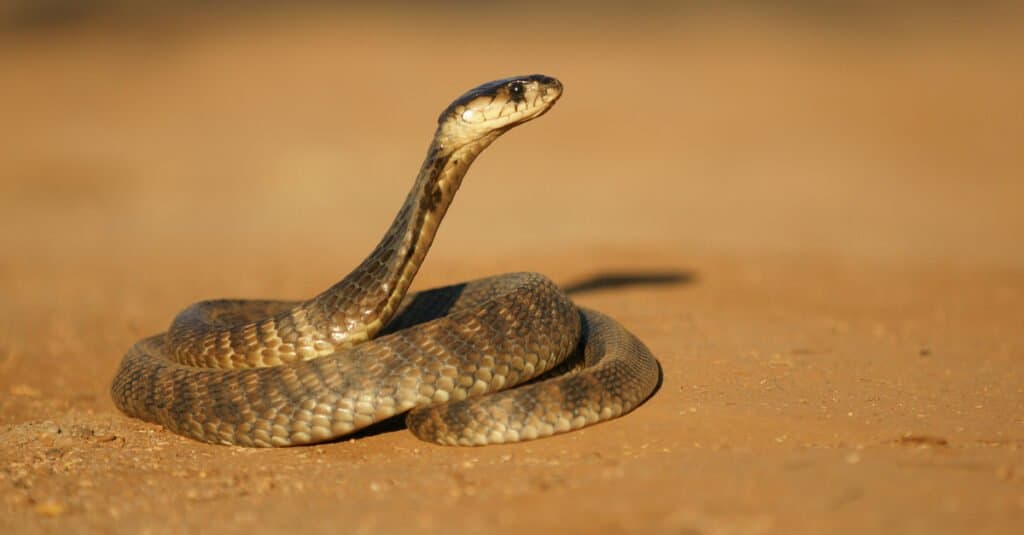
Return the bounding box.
[111,75,660,446]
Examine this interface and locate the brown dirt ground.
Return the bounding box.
[1,6,1023,534]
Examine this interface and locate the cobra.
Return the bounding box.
[111,75,660,447]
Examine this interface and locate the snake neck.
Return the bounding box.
[306,132,498,347]
[166,133,498,368]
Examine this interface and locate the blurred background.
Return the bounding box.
[1,0,1022,278]
[1,4,1022,531]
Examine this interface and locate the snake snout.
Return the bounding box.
[535,75,562,101]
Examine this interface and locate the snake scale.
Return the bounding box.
[111,75,660,447]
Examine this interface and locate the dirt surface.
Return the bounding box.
[2,5,1023,534]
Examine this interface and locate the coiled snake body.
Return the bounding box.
[111,75,659,447]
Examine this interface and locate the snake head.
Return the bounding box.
[438,75,562,147]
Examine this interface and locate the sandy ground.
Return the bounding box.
[1,5,1023,534]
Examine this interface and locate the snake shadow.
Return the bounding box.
[561,269,695,296]
[343,268,694,442]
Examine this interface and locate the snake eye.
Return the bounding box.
[507,81,526,102]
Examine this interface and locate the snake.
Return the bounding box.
[111,75,660,447]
